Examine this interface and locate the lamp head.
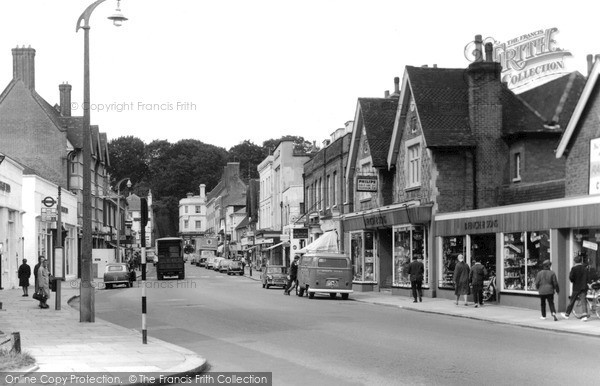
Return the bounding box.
[107,0,128,27]
[126,179,132,188]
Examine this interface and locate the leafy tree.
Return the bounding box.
[228,140,267,182]
[107,136,148,187]
[262,135,314,154]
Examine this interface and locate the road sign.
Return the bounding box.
[42,196,56,207]
[41,208,57,222]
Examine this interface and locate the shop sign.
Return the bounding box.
[464,218,499,231]
[293,228,309,239]
[589,138,600,194]
[356,176,378,192]
[583,240,598,251]
[363,213,390,228]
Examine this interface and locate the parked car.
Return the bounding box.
[261,265,287,289]
[227,260,244,276]
[103,263,135,289]
[217,258,230,273]
[145,248,156,263]
[198,256,207,267]
[206,256,219,270]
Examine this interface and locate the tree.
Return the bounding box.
[228,140,267,182]
[107,136,148,187]
[262,135,314,154]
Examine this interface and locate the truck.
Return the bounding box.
[194,236,218,267]
[155,237,185,280]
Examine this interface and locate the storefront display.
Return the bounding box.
[350,231,376,282]
[440,236,466,289]
[502,230,549,292]
[572,228,600,296]
[393,225,428,288]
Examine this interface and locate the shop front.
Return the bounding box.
[342,202,432,293]
[434,195,600,310]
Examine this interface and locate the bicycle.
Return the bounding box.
[483,273,497,302]
[572,281,600,319]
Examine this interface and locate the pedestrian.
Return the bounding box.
[407,256,424,302]
[36,258,50,309]
[284,255,300,295]
[33,255,44,293]
[453,254,470,306]
[18,258,31,297]
[469,258,487,308]
[534,260,559,321]
[561,254,590,321]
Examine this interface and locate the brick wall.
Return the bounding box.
[565,82,600,196]
[431,150,473,212]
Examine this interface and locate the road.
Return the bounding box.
[92,263,599,386]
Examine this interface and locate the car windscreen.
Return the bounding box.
[317,258,347,268]
[107,265,125,272]
[267,267,286,274]
[230,261,240,267]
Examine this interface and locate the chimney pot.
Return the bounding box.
[384,90,390,98]
[474,34,483,62]
[484,42,493,62]
[394,76,400,94]
[433,64,437,68]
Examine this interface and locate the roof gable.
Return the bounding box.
[358,97,398,168]
[556,62,600,157]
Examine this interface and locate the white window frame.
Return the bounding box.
[405,136,422,189]
[513,152,522,182]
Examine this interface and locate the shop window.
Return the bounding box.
[350,231,376,282]
[440,236,467,289]
[502,231,550,292]
[572,229,600,297]
[393,225,428,288]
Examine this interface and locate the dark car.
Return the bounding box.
[261,265,287,289]
[103,263,135,289]
[227,260,244,276]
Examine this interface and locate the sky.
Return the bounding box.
[1,0,599,150]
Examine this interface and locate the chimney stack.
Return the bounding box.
[187,192,193,198]
[59,82,72,117]
[474,34,483,62]
[200,184,206,198]
[384,90,390,98]
[484,43,494,62]
[12,46,36,90]
[393,76,400,95]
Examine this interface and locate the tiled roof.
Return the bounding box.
[358,97,398,167]
[518,72,587,127]
[235,215,249,230]
[501,87,548,135]
[405,66,474,147]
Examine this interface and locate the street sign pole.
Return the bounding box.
[54,187,63,310]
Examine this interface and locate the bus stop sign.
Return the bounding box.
[42,196,56,207]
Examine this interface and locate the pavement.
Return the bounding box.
[0,264,598,383]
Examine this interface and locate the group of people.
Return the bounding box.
[452,254,489,307]
[18,256,51,309]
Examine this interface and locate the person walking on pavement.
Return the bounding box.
[18,258,31,297]
[453,254,470,306]
[36,258,51,309]
[284,255,300,295]
[561,254,590,321]
[469,258,487,308]
[534,259,559,321]
[407,256,424,302]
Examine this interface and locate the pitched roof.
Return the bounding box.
[358,97,398,167]
[405,66,474,147]
[500,87,548,136]
[518,72,587,127]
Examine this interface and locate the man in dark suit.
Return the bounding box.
[561,254,589,321]
[469,258,488,307]
[407,256,424,302]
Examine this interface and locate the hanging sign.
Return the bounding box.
[356,176,378,192]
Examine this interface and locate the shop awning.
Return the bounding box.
[297,231,339,254]
[265,241,289,251]
[342,203,432,232]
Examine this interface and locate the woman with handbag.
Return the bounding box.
[35,258,50,309]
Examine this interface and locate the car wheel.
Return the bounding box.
[309,291,315,299]
[329,293,336,299]
[266,284,270,289]
[341,293,349,300]
[179,273,185,280]
[106,284,112,289]
[157,273,163,280]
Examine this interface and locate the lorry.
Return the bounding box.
[155,237,185,280]
[194,236,218,267]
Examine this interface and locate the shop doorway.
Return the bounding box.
[470,233,496,300]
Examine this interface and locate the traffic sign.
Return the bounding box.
[42,196,56,207]
[41,208,57,222]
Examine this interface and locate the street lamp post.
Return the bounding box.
[116,178,132,263]
[76,0,127,323]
